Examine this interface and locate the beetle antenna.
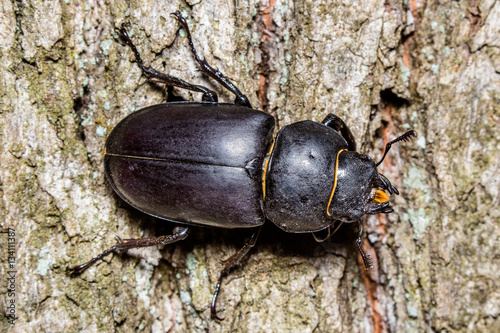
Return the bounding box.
[375,130,417,167]
[355,220,374,270]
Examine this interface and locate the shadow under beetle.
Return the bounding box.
[69,12,417,319]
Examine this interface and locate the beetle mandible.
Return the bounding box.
[69,12,417,319]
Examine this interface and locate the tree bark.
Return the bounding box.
[1,0,499,332]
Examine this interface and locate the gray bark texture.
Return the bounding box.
[1,0,499,332]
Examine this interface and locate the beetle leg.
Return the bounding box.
[311,220,345,242]
[355,220,374,270]
[171,12,253,108]
[67,226,190,275]
[312,225,332,242]
[321,114,356,151]
[211,226,262,320]
[118,26,218,102]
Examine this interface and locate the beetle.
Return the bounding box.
[69,12,416,319]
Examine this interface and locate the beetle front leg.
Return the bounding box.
[355,220,374,270]
[118,26,218,102]
[211,226,262,320]
[67,226,190,275]
[321,114,357,151]
[171,12,252,108]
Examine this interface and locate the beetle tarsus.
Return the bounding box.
[210,227,262,320]
[170,11,252,108]
[118,23,219,102]
[211,275,226,320]
[67,246,118,275]
[68,227,190,275]
[356,237,374,270]
[355,220,374,270]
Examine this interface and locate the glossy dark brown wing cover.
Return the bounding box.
[104,102,275,228]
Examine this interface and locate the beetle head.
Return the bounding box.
[328,152,391,221]
[324,130,416,270]
[328,130,416,222]
[366,130,417,215]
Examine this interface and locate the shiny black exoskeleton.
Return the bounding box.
[69,13,416,319]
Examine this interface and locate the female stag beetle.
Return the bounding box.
[69,12,416,319]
